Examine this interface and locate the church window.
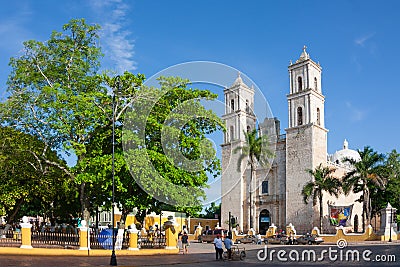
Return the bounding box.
[297,107,303,126]
[314,77,318,91]
[246,99,250,113]
[230,126,234,141]
[317,108,321,125]
[231,99,235,111]
[247,126,251,132]
[261,181,269,194]
[298,76,303,91]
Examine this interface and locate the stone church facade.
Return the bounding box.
[221,47,362,234]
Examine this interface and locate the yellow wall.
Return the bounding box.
[145,215,169,230]
[188,218,219,234]
[114,214,137,228]
[319,227,379,242]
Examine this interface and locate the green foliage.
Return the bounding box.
[342,146,386,230]
[234,129,274,172]
[0,19,146,222]
[302,164,341,205]
[302,164,341,233]
[0,18,224,224]
[122,76,224,218]
[0,127,72,223]
[199,202,221,219]
[233,128,274,228]
[369,150,400,216]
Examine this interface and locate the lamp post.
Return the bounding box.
[110,76,120,266]
[228,212,231,234]
[389,207,393,242]
[159,211,162,234]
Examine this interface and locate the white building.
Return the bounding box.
[221,47,362,234]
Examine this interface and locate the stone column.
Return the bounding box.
[232,229,238,242]
[266,223,277,237]
[286,223,297,237]
[20,216,32,249]
[311,227,320,236]
[194,223,202,240]
[164,217,178,250]
[79,220,89,250]
[379,203,397,241]
[128,224,139,250]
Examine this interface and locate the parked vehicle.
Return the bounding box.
[198,229,226,243]
[294,234,324,245]
[235,234,258,244]
[265,234,289,245]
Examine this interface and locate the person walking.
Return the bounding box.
[213,234,223,260]
[223,234,233,260]
[181,232,190,254]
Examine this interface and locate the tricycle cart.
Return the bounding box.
[223,245,246,260]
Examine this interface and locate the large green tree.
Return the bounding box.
[0,18,145,223]
[234,128,274,229]
[369,150,400,222]
[121,76,223,224]
[1,18,223,226]
[301,164,341,233]
[385,150,400,208]
[0,127,71,223]
[342,146,386,232]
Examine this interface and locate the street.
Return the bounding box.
[0,242,399,267]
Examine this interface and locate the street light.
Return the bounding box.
[110,75,120,266]
[389,207,393,242]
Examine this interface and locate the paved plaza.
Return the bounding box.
[1,241,400,267]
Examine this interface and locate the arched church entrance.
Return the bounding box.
[259,209,270,235]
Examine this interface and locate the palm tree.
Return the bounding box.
[234,128,274,230]
[302,164,341,233]
[342,146,386,232]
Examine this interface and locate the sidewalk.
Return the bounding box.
[0,253,217,267]
[0,242,217,267]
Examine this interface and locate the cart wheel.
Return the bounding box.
[222,251,227,260]
[240,251,246,260]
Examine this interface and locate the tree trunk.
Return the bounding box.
[364,189,371,228]
[79,182,90,224]
[319,194,323,234]
[120,208,129,229]
[249,162,255,230]
[367,189,372,226]
[6,198,25,224]
[362,198,366,233]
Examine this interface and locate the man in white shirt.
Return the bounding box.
[213,234,223,260]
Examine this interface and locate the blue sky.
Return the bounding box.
[1,0,400,204]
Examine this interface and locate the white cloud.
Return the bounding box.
[345,101,366,121]
[89,0,137,73]
[354,32,375,47]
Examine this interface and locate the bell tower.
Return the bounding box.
[221,73,256,231]
[285,46,328,232]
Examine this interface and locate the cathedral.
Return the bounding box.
[220,47,362,235]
